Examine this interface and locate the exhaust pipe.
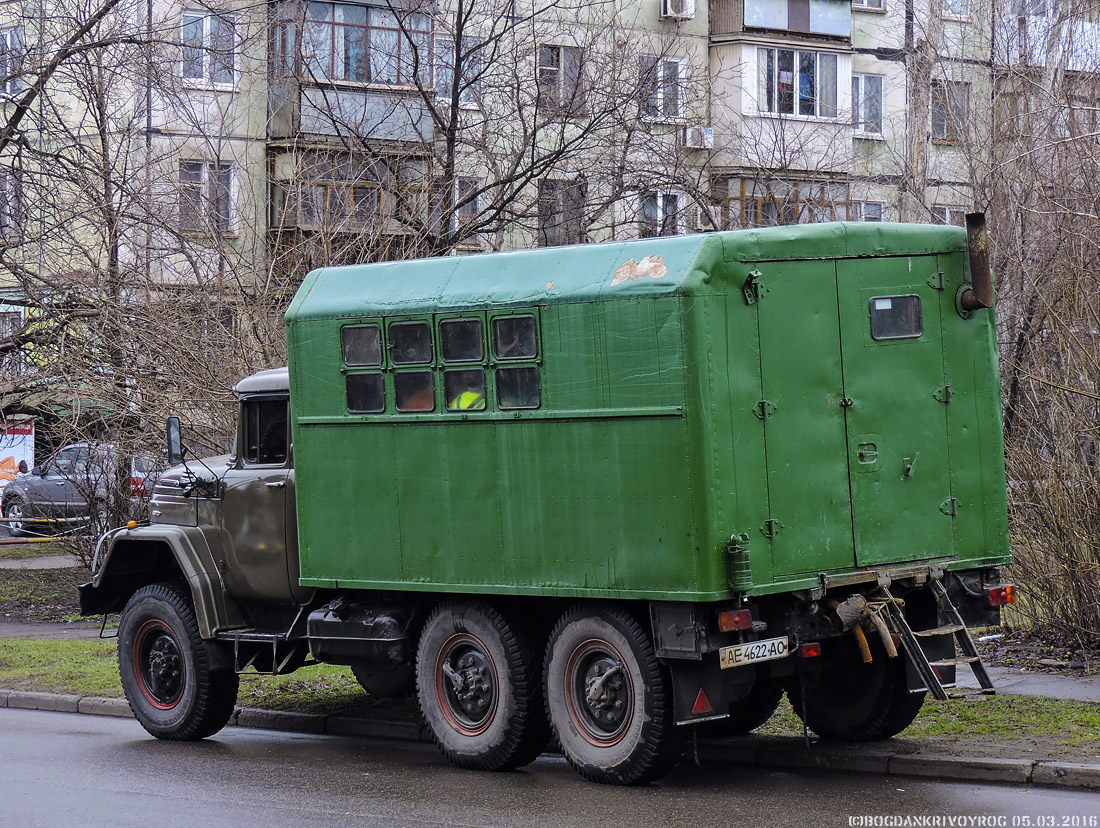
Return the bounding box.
[959,212,994,312]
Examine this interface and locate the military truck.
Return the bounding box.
[81,220,1013,785]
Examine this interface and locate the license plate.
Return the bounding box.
[719,636,790,669]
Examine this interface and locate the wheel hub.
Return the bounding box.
[438,635,497,734]
[567,641,634,745]
[136,623,184,708]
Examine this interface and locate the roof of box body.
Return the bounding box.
[285,223,967,322]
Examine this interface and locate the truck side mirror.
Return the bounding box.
[166,417,184,466]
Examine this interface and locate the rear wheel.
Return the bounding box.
[351,662,415,698]
[118,583,239,740]
[787,635,925,741]
[416,601,548,770]
[544,605,678,785]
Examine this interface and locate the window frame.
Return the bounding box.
[639,189,683,238]
[851,72,884,136]
[640,55,686,123]
[853,201,885,222]
[756,46,839,120]
[181,10,237,89]
[239,395,290,467]
[537,43,584,113]
[179,159,235,235]
[851,0,885,10]
[0,167,22,238]
[940,0,970,19]
[931,80,969,143]
[930,205,967,226]
[537,177,586,247]
[434,33,483,108]
[0,27,24,97]
[489,311,541,411]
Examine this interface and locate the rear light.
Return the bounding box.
[717,609,753,632]
[130,476,147,498]
[796,642,822,658]
[987,584,1016,606]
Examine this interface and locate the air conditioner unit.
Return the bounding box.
[681,124,714,149]
[660,0,695,21]
[694,206,717,232]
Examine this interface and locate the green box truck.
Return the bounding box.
[81,220,1013,785]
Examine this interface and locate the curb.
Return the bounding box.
[3,688,1100,791]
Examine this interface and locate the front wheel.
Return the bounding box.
[416,601,548,771]
[3,497,28,537]
[787,635,925,741]
[544,605,678,785]
[118,583,239,740]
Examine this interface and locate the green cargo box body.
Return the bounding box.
[284,222,1009,602]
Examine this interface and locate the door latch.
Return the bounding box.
[933,385,952,404]
[742,270,767,305]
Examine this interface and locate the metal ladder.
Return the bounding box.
[876,580,995,701]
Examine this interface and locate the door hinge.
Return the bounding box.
[753,399,777,420]
[939,498,959,517]
[926,270,945,291]
[742,269,767,305]
[933,385,952,404]
[760,519,784,538]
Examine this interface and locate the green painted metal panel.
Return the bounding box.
[837,256,955,566]
[755,260,856,578]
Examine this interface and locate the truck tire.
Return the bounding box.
[787,635,926,741]
[544,605,678,785]
[351,663,415,698]
[118,583,239,741]
[700,679,784,737]
[416,600,548,771]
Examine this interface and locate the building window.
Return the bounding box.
[853,201,884,221]
[179,160,233,233]
[296,2,431,86]
[296,152,385,230]
[640,56,684,121]
[538,44,583,112]
[435,35,482,107]
[852,0,884,9]
[744,0,852,37]
[851,73,884,135]
[640,191,682,238]
[1,169,21,237]
[931,81,968,143]
[181,11,236,85]
[757,47,838,118]
[0,28,24,96]
[941,0,969,17]
[931,205,967,226]
[718,177,849,228]
[538,178,586,247]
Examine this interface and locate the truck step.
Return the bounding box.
[930,656,981,667]
[913,624,966,637]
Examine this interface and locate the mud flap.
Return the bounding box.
[669,654,748,725]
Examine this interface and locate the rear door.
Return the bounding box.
[755,260,856,577]
[837,256,954,566]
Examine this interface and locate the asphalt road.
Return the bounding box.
[3,709,1099,828]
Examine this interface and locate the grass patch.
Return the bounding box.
[0,540,70,560]
[0,637,416,718]
[0,567,84,621]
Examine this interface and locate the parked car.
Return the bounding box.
[1,442,163,537]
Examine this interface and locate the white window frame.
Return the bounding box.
[0,28,24,97]
[931,80,969,143]
[941,0,970,19]
[639,190,683,238]
[537,43,584,111]
[181,10,237,88]
[853,201,885,221]
[756,47,840,120]
[851,73,884,137]
[931,205,967,226]
[179,160,236,235]
[640,56,685,122]
[434,34,482,108]
[851,0,885,10]
[0,168,21,237]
